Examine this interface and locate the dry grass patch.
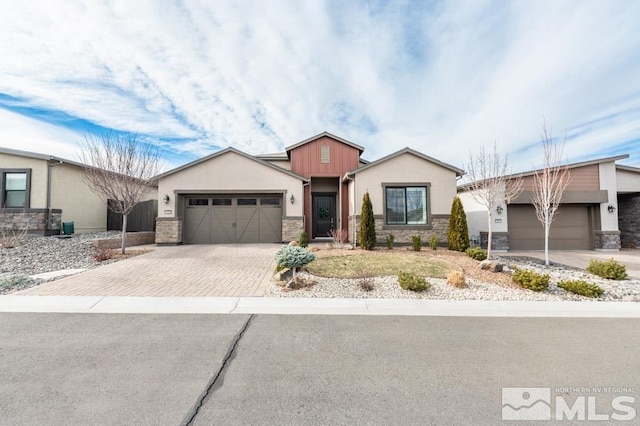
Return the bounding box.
[306,251,461,279]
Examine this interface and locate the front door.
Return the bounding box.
[313,194,336,238]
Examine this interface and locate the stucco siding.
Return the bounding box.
[0,153,48,208]
[157,151,303,218]
[617,169,640,192]
[354,153,457,217]
[50,163,107,232]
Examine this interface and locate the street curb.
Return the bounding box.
[0,296,639,317]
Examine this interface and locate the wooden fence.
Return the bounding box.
[107,199,158,232]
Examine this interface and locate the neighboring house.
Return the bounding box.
[0,147,157,235]
[155,132,464,245]
[458,155,640,251]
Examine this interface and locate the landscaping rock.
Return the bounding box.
[478,260,503,273]
[288,240,299,246]
[343,244,354,250]
[274,268,293,282]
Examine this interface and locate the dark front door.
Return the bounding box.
[313,194,336,238]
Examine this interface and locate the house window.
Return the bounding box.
[385,186,428,225]
[321,145,330,164]
[2,170,30,208]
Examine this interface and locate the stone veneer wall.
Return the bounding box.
[618,193,640,248]
[348,215,450,246]
[0,209,62,236]
[155,218,182,245]
[93,231,156,249]
[594,230,621,250]
[282,217,304,242]
[479,232,510,251]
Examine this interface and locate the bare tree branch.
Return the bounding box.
[466,142,522,259]
[532,123,571,266]
[80,132,159,254]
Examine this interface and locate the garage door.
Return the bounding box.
[183,196,282,244]
[508,205,592,250]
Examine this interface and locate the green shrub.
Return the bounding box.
[398,272,430,292]
[297,230,308,248]
[275,246,315,270]
[558,280,604,298]
[386,234,394,250]
[586,259,627,280]
[412,235,422,251]
[465,247,487,261]
[428,235,438,250]
[512,268,549,292]
[359,192,376,250]
[448,196,470,252]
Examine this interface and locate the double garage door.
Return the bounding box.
[184,195,282,244]
[508,205,592,250]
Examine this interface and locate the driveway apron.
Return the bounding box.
[17,245,279,297]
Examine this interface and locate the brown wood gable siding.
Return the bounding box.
[520,164,600,191]
[289,136,361,178]
[290,136,361,241]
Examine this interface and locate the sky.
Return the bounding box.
[1,0,639,174]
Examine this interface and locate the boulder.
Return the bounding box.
[343,244,354,250]
[274,268,293,282]
[478,260,503,273]
[288,240,299,246]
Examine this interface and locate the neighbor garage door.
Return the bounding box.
[183,195,282,244]
[508,205,592,250]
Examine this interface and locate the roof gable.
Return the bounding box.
[155,147,307,181]
[347,147,464,177]
[285,132,364,156]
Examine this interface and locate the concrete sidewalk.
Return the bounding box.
[1,295,639,317]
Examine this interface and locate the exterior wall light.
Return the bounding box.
[496,205,503,215]
[163,194,170,204]
[290,194,295,205]
[608,204,616,214]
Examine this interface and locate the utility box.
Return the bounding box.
[62,221,75,235]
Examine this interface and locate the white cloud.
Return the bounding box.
[0,0,639,170]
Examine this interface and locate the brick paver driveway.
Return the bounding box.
[18,245,279,297]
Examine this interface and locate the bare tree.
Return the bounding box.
[466,143,522,259]
[532,125,570,266]
[81,132,160,254]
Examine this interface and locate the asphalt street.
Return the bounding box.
[1,314,638,426]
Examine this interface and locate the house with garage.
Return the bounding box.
[155,132,464,245]
[0,146,158,235]
[458,154,640,251]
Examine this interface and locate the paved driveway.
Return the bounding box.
[17,245,279,297]
[504,249,640,279]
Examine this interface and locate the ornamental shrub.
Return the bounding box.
[557,280,604,298]
[447,196,470,252]
[447,271,467,288]
[359,192,376,250]
[465,247,487,261]
[386,234,394,250]
[412,235,422,251]
[398,272,430,292]
[512,268,549,292]
[586,259,627,280]
[274,246,315,276]
[429,235,438,250]
[298,230,308,248]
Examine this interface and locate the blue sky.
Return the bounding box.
[1,0,639,172]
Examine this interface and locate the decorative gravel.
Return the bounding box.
[0,231,121,276]
[265,251,640,302]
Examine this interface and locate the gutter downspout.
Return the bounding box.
[47,159,64,235]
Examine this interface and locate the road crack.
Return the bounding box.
[182,314,254,425]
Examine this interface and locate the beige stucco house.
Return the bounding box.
[155,132,464,245]
[0,147,157,235]
[458,155,640,251]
